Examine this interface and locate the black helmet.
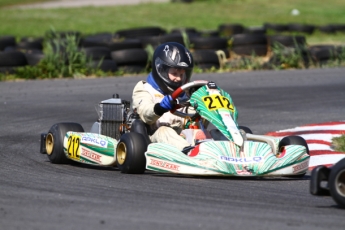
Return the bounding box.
[152,42,194,94]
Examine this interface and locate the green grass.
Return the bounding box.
[1,0,345,45]
[332,135,345,152]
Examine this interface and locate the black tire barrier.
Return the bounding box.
[232,34,267,46]
[140,34,185,48]
[318,25,337,34]
[263,23,289,33]
[267,35,306,48]
[88,59,118,72]
[232,44,268,57]
[25,52,45,66]
[115,27,166,39]
[0,36,16,51]
[81,46,112,60]
[218,24,245,37]
[288,23,315,34]
[189,37,229,50]
[81,36,143,52]
[192,49,220,67]
[0,51,28,67]
[17,38,44,50]
[244,26,267,34]
[117,64,147,74]
[110,48,148,65]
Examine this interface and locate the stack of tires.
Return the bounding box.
[82,46,118,73]
[230,34,268,57]
[189,36,229,70]
[0,36,27,74]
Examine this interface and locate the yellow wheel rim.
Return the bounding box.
[46,133,54,155]
[117,142,127,165]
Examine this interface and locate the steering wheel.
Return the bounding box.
[170,80,209,117]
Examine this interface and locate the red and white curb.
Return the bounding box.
[266,121,345,170]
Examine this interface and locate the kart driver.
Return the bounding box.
[132,42,195,152]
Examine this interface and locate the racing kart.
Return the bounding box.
[40,80,310,177]
[310,158,345,208]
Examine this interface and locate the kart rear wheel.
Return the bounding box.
[116,132,147,174]
[46,122,84,164]
[279,135,309,178]
[329,158,345,208]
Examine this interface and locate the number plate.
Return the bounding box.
[67,135,81,160]
[202,95,234,111]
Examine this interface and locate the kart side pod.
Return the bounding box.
[40,95,131,154]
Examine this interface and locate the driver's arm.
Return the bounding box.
[132,81,161,125]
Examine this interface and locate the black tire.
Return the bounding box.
[263,23,289,32]
[117,64,147,74]
[0,51,28,67]
[0,36,16,51]
[238,126,253,134]
[288,23,316,34]
[17,39,43,50]
[189,37,229,50]
[279,135,309,178]
[46,122,84,164]
[192,49,220,65]
[115,27,166,39]
[267,35,306,48]
[81,46,112,60]
[232,34,267,46]
[89,59,118,72]
[232,44,268,56]
[25,52,45,66]
[111,48,148,65]
[318,25,336,34]
[329,158,345,208]
[116,132,147,174]
[140,34,185,48]
[310,165,331,196]
[218,24,245,37]
[278,135,309,154]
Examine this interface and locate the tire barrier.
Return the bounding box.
[1,22,345,77]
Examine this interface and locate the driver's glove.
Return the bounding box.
[154,95,175,116]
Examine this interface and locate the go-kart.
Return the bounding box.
[310,158,345,208]
[40,80,310,177]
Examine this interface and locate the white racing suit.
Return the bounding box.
[132,80,191,150]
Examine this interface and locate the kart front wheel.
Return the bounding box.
[238,126,253,134]
[116,132,147,174]
[279,135,309,154]
[329,158,345,208]
[46,122,84,164]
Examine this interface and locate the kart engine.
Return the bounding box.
[90,94,131,140]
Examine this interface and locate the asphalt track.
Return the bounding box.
[0,68,345,230]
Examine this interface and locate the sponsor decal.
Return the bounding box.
[81,148,102,163]
[236,170,253,175]
[81,136,108,148]
[220,156,262,164]
[149,159,180,171]
[293,161,309,173]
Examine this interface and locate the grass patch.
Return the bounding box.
[332,135,345,152]
[0,0,345,45]
[0,0,50,8]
